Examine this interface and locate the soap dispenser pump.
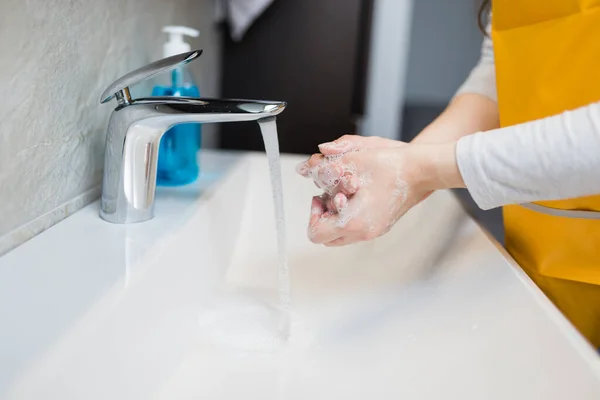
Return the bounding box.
[152,25,202,186]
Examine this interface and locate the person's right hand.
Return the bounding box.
[297,144,431,246]
[296,135,459,246]
[296,135,405,212]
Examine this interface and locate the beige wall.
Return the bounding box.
[0,0,221,254]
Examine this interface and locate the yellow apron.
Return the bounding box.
[492,0,600,347]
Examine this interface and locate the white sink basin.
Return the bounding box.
[1,151,600,399]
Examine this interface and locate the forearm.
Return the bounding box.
[406,93,500,192]
[457,102,600,209]
[412,93,500,144]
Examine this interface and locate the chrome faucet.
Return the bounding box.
[99,50,286,224]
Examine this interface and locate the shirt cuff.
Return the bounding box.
[456,134,498,210]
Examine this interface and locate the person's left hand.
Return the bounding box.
[296,137,462,246]
[297,146,427,246]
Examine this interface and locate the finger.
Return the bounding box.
[309,196,326,227]
[296,154,326,178]
[326,196,336,212]
[325,193,348,213]
[332,193,348,213]
[420,191,433,202]
[318,135,365,155]
[316,163,344,190]
[319,136,408,156]
[306,153,325,169]
[318,141,355,155]
[308,214,343,244]
[339,174,359,195]
[295,160,310,177]
[324,237,354,247]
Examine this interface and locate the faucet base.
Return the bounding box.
[99,206,155,225]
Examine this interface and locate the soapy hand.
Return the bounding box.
[296,135,406,208]
[296,135,436,246]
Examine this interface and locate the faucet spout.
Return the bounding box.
[100,97,286,224]
[135,97,286,124]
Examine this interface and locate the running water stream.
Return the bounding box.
[258,117,291,339]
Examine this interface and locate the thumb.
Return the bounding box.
[318,135,366,156]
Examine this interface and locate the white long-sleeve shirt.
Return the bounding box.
[454,19,600,212]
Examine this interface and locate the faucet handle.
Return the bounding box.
[100,49,202,105]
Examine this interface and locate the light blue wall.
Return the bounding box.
[404,0,483,104]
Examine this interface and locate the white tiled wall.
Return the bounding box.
[0,0,221,255]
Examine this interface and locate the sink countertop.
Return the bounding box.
[1,150,600,400]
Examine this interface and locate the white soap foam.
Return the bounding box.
[300,149,412,237]
[196,290,318,354]
[197,291,286,352]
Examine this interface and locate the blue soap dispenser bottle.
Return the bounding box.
[152,26,202,186]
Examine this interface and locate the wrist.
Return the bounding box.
[412,142,465,191]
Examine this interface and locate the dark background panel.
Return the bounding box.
[219,0,373,154]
